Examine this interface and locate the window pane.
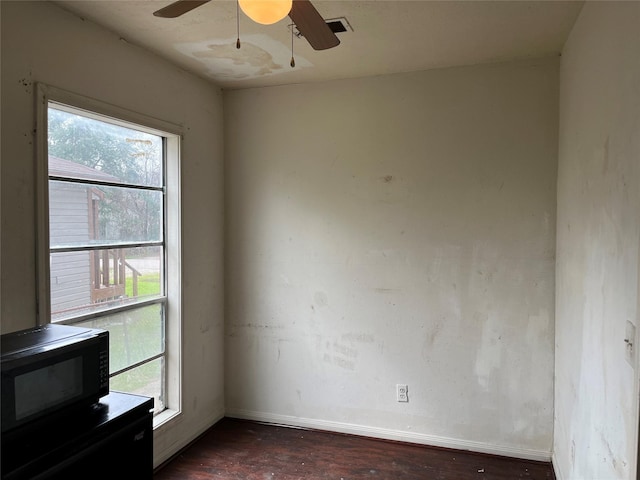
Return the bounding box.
[45,99,174,421]
[110,357,165,415]
[50,246,163,322]
[49,180,163,247]
[48,107,162,188]
[76,304,164,373]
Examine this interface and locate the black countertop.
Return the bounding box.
[2,391,153,479]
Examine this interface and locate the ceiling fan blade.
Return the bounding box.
[289,0,340,51]
[153,0,211,18]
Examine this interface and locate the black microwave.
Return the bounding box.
[1,324,109,433]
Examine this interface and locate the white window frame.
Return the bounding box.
[35,84,183,429]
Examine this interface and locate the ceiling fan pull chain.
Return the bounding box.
[290,24,295,67]
[236,0,241,49]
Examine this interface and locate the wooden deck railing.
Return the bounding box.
[91,249,141,303]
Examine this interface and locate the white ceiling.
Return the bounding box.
[54,0,584,90]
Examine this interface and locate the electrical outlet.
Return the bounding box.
[397,384,408,402]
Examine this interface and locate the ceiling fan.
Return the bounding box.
[153,0,340,51]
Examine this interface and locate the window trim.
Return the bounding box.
[35,83,183,429]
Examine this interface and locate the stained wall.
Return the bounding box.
[554,2,640,478]
[224,57,559,458]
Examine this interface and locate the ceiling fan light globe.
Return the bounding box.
[238,0,293,25]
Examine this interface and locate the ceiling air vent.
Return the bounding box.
[291,17,353,38]
[327,19,348,33]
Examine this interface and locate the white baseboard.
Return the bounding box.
[225,408,552,463]
[551,451,564,480]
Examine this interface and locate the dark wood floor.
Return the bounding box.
[154,418,555,480]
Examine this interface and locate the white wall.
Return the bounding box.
[0,1,225,467]
[224,57,559,459]
[554,2,640,479]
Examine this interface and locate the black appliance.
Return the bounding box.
[1,324,109,433]
[1,325,154,479]
[1,391,154,480]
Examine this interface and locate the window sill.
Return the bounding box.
[153,408,181,430]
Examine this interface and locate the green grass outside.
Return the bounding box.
[125,272,161,298]
[79,273,164,404]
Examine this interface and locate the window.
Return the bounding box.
[36,85,182,425]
